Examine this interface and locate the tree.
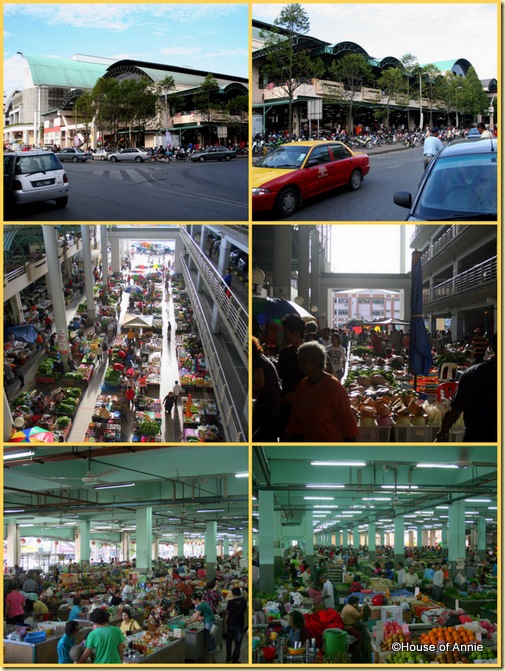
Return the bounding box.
[155,75,175,131]
[75,91,95,148]
[325,53,373,132]
[459,66,490,120]
[259,3,324,136]
[399,53,418,130]
[89,77,123,145]
[193,73,222,145]
[226,94,248,142]
[419,64,442,127]
[376,67,404,128]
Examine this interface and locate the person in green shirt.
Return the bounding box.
[187,592,216,662]
[77,608,125,664]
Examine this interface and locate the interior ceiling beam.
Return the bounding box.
[3,445,174,467]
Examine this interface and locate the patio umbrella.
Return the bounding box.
[409,250,433,389]
[252,296,316,325]
[124,285,144,295]
[10,427,54,443]
[135,265,148,270]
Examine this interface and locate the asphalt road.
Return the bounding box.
[254,146,426,221]
[6,157,248,222]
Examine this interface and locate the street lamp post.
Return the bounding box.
[455,86,462,128]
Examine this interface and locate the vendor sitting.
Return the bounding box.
[119,608,142,635]
[468,580,482,594]
[349,574,363,594]
[341,596,365,659]
[24,598,49,620]
[68,596,85,621]
[283,610,311,649]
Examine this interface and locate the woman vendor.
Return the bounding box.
[186,592,217,663]
[119,608,143,635]
[283,610,311,649]
[341,596,365,660]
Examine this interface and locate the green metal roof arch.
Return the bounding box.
[19,53,108,88]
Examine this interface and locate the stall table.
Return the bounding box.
[123,636,185,664]
[4,624,93,664]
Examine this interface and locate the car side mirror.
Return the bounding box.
[393,192,412,209]
[306,159,319,168]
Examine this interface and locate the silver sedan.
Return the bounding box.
[107,148,150,163]
[56,147,92,162]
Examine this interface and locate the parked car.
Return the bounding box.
[466,127,482,139]
[56,147,92,162]
[190,146,237,162]
[91,149,110,161]
[4,150,69,211]
[393,138,497,220]
[252,141,370,217]
[108,148,150,163]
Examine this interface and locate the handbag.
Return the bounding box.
[209,623,218,636]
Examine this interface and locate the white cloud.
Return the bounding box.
[3,53,27,96]
[5,4,132,31]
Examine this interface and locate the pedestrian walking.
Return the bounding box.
[223,267,233,298]
[163,392,175,416]
[101,340,108,365]
[173,381,181,404]
[422,127,443,170]
[125,384,136,410]
[167,321,172,342]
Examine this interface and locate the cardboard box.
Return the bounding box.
[380,605,403,623]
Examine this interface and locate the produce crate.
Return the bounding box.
[393,426,433,442]
[35,376,56,384]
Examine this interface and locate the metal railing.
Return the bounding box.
[180,227,248,367]
[180,253,247,442]
[424,256,497,304]
[420,225,469,265]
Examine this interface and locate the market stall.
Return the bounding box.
[4,622,93,664]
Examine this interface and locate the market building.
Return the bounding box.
[4,53,248,149]
[252,19,496,135]
[4,443,249,664]
[251,445,497,664]
[4,224,248,443]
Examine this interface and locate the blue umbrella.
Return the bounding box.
[409,250,433,387]
[124,285,144,295]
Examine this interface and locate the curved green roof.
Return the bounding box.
[21,53,108,88]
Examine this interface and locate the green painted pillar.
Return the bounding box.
[417,525,424,548]
[368,522,376,561]
[441,524,448,558]
[394,514,404,565]
[136,507,153,573]
[273,511,283,576]
[342,529,348,546]
[177,533,184,558]
[448,500,466,577]
[352,525,360,548]
[477,517,486,553]
[205,520,217,581]
[259,490,275,592]
[77,520,90,564]
[305,511,314,572]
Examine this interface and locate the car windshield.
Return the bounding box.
[415,153,497,219]
[257,145,310,169]
[15,154,62,174]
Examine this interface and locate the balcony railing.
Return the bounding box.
[424,256,497,304]
[180,227,248,367]
[179,253,246,442]
[419,225,469,265]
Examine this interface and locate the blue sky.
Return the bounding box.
[254,4,498,81]
[4,4,248,96]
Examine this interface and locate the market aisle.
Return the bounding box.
[161,284,184,442]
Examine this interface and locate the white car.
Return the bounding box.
[4,151,69,210]
[107,148,149,163]
[91,149,109,161]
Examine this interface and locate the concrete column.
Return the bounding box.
[273,227,292,299]
[477,517,486,553]
[259,490,275,592]
[379,530,385,546]
[297,226,310,308]
[222,535,229,558]
[9,295,25,324]
[4,391,14,440]
[368,522,377,561]
[394,515,404,565]
[136,507,153,573]
[152,536,159,561]
[417,525,424,548]
[121,532,130,561]
[100,225,109,293]
[205,520,217,581]
[273,511,283,576]
[195,226,207,289]
[42,226,70,369]
[7,523,20,567]
[352,525,360,548]
[211,237,233,333]
[76,520,90,563]
[241,527,249,565]
[342,529,348,546]
[177,532,185,558]
[173,235,184,274]
[110,237,121,273]
[45,274,52,300]
[310,228,320,312]
[441,524,448,558]
[448,500,466,577]
[81,225,96,325]
[305,511,314,572]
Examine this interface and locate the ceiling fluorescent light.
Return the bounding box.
[94,483,135,490]
[311,461,366,467]
[4,450,35,461]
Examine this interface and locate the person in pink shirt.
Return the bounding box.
[5,583,25,624]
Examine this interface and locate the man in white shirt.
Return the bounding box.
[403,566,420,592]
[396,562,406,588]
[432,563,445,601]
[173,381,181,404]
[423,127,444,170]
[321,574,335,609]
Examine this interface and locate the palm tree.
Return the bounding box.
[399,53,418,131]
